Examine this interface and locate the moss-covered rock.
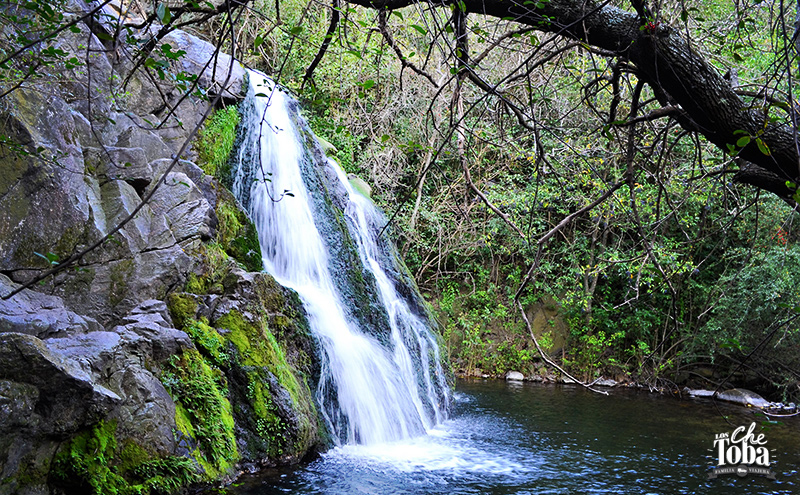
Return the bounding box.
[215,189,263,273]
[50,420,200,495]
[160,349,238,479]
[167,268,326,470]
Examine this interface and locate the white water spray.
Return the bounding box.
[231,71,448,446]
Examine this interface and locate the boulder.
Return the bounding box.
[0,274,102,338]
[505,371,525,381]
[717,388,772,409]
[0,332,122,435]
[161,30,247,100]
[594,378,618,387]
[149,172,216,242]
[347,173,372,199]
[686,388,715,398]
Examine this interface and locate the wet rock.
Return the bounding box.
[685,388,715,398]
[717,388,772,409]
[595,378,618,387]
[505,371,525,381]
[347,173,372,198]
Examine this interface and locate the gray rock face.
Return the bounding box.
[84,146,154,194]
[0,275,102,338]
[149,172,216,242]
[0,7,316,494]
[162,30,247,100]
[0,296,194,493]
[0,332,122,435]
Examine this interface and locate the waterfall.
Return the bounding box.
[230,70,449,446]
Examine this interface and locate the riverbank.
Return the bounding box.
[454,370,800,416]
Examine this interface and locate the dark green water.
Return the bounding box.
[228,379,800,494]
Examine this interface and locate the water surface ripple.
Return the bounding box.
[230,380,800,495]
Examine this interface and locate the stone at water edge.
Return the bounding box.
[594,378,618,387]
[717,388,772,409]
[506,371,525,381]
[685,388,715,398]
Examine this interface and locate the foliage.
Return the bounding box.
[51,420,199,495]
[160,349,238,475]
[215,0,800,398]
[195,105,241,179]
[184,318,229,367]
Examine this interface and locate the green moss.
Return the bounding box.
[215,192,263,272]
[167,293,198,330]
[160,350,238,477]
[195,105,240,179]
[118,440,150,475]
[245,370,288,456]
[184,318,228,367]
[51,420,199,495]
[184,242,236,295]
[174,403,196,440]
[184,273,205,295]
[215,308,321,459]
[253,274,287,313]
[51,420,127,494]
[216,311,300,401]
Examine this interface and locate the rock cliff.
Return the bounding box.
[0,2,326,493]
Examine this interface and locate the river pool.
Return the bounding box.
[226,379,800,494]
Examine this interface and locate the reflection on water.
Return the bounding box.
[228,380,800,495]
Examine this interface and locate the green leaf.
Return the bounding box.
[156,3,171,24]
[756,138,770,155]
[361,79,375,89]
[34,251,59,265]
[290,25,303,35]
[410,24,427,35]
[736,136,750,147]
[254,34,264,49]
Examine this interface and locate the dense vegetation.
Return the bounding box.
[213,0,800,400]
[2,0,800,401]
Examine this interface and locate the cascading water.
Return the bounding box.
[231,70,449,446]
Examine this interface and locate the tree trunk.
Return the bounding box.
[347,0,800,199]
